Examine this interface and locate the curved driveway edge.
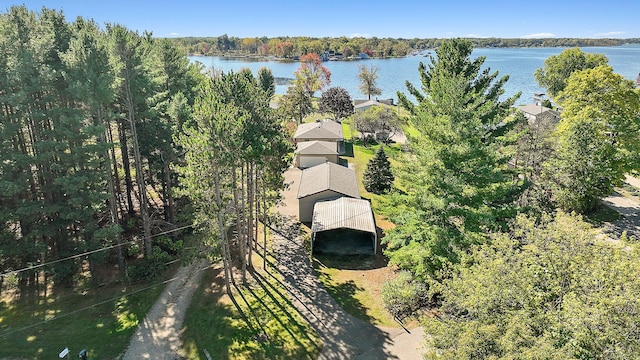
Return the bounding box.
[122,259,208,360]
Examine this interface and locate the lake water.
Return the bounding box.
[189,45,640,104]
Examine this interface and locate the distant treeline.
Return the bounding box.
[166,35,640,58]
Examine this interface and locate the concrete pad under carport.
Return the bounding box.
[313,228,375,255]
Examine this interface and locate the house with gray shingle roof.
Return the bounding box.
[294,140,339,169]
[297,162,360,222]
[517,104,560,124]
[293,119,344,153]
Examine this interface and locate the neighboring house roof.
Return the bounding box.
[354,99,395,106]
[297,162,360,199]
[518,104,553,116]
[293,120,343,140]
[311,197,376,236]
[295,141,338,155]
[354,100,383,111]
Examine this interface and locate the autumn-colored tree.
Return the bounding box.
[294,53,331,97]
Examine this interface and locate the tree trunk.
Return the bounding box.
[213,164,232,294]
[124,81,152,257]
[261,171,268,271]
[233,166,247,284]
[118,119,135,215]
[101,108,126,275]
[163,160,175,225]
[247,162,254,270]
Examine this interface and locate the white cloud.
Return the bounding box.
[594,31,625,37]
[166,32,181,37]
[521,32,556,39]
[349,33,372,38]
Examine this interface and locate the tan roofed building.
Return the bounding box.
[293,119,344,153]
[297,162,360,222]
[294,141,339,169]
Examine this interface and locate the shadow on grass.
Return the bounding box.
[314,253,388,271]
[181,266,260,360]
[0,272,168,359]
[585,202,623,224]
[316,275,374,324]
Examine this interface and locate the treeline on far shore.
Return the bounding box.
[166,35,640,58]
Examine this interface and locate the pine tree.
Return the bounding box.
[386,38,523,280]
[364,147,394,194]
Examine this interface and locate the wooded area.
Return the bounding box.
[0,6,289,301]
[168,34,640,58]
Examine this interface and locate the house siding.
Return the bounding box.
[298,190,344,223]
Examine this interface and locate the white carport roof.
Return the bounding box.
[311,197,376,236]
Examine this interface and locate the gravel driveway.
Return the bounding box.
[274,168,425,359]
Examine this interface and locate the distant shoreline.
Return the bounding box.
[173,36,640,59]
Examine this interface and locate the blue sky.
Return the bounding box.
[4,0,640,39]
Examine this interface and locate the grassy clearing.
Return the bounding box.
[0,266,172,359]
[313,255,398,327]
[180,255,321,360]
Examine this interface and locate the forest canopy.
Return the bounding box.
[167,35,640,57]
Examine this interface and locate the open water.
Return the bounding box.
[189,45,640,104]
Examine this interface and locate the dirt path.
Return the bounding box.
[122,259,208,360]
[601,175,640,240]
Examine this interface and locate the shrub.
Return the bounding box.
[127,246,173,283]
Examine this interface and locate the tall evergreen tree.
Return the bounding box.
[364,147,394,194]
[387,38,523,280]
[108,24,153,256]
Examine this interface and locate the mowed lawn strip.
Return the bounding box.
[180,253,321,360]
[0,268,170,359]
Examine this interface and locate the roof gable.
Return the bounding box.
[295,141,338,155]
[293,120,344,140]
[297,162,360,199]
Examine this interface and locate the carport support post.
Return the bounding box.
[311,232,315,256]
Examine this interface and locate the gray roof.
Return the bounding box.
[297,162,360,199]
[518,104,552,116]
[293,120,343,140]
[295,141,338,155]
[354,100,385,110]
[311,197,376,236]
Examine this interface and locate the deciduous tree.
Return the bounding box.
[534,47,607,101]
[293,53,331,97]
[318,86,354,120]
[425,212,640,359]
[280,83,313,124]
[543,65,640,213]
[357,64,381,100]
[353,105,402,144]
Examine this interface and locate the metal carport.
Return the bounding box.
[311,197,377,255]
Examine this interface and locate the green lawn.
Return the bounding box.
[0,269,170,359]
[180,256,321,360]
[313,255,398,327]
